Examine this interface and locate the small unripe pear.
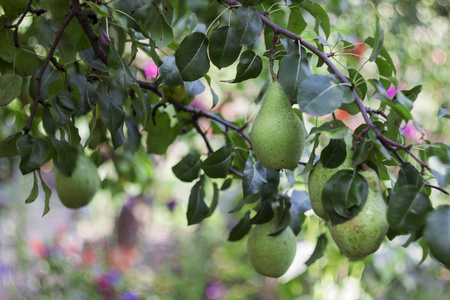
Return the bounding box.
[247,215,297,277]
[330,168,388,258]
[55,154,101,209]
[250,81,305,170]
[308,134,353,220]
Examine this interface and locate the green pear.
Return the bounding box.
[250,81,305,170]
[55,154,101,209]
[330,168,388,258]
[308,134,353,220]
[247,215,297,277]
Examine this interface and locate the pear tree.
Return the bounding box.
[0,0,449,276]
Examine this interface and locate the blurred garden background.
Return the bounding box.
[0,0,449,299]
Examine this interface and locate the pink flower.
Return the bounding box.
[386,83,405,99]
[386,84,397,98]
[29,238,48,259]
[144,61,158,80]
[402,121,423,143]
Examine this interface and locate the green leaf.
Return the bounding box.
[221,178,232,190]
[38,170,52,216]
[184,80,205,98]
[147,3,174,48]
[369,17,384,62]
[25,172,39,204]
[209,26,242,69]
[394,162,424,191]
[320,138,346,168]
[0,132,22,157]
[395,91,414,111]
[108,43,136,93]
[16,135,52,175]
[86,2,111,17]
[175,32,210,81]
[146,112,179,154]
[228,211,251,241]
[159,55,182,87]
[0,73,23,106]
[242,155,267,199]
[298,75,353,116]
[424,205,450,268]
[352,138,370,165]
[225,50,262,83]
[207,182,220,217]
[201,144,234,178]
[372,88,412,121]
[187,180,209,225]
[0,28,16,63]
[256,162,280,200]
[309,120,348,139]
[58,90,79,111]
[375,56,393,89]
[50,137,79,176]
[278,52,311,103]
[288,6,307,35]
[233,6,263,46]
[301,1,330,39]
[300,135,320,175]
[305,234,327,266]
[172,151,202,182]
[78,48,108,72]
[364,37,396,74]
[16,49,41,76]
[29,67,59,101]
[401,85,422,102]
[50,96,72,125]
[96,84,126,137]
[387,185,433,235]
[250,199,274,224]
[205,75,219,109]
[322,170,369,225]
[269,200,292,236]
[348,68,367,100]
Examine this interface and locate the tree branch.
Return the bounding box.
[71,0,108,64]
[4,0,37,48]
[218,0,445,193]
[167,98,252,146]
[23,10,76,134]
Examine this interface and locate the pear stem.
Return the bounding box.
[269,32,279,82]
[218,0,448,196]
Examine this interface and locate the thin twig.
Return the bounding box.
[193,111,244,178]
[167,98,252,145]
[218,0,441,192]
[193,120,214,155]
[4,0,36,48]
[424,183,449,196]
[23,10,76,134]
[72,0,108,64]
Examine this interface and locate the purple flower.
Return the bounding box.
[205,283,226,299]
[119,291,140,300]
[166,199,177,212]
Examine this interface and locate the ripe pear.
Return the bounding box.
[55,154,101,209]
[308,134,353,220]
[330,168,388,258]
[247,214,297,277]
[250,81,305,170]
